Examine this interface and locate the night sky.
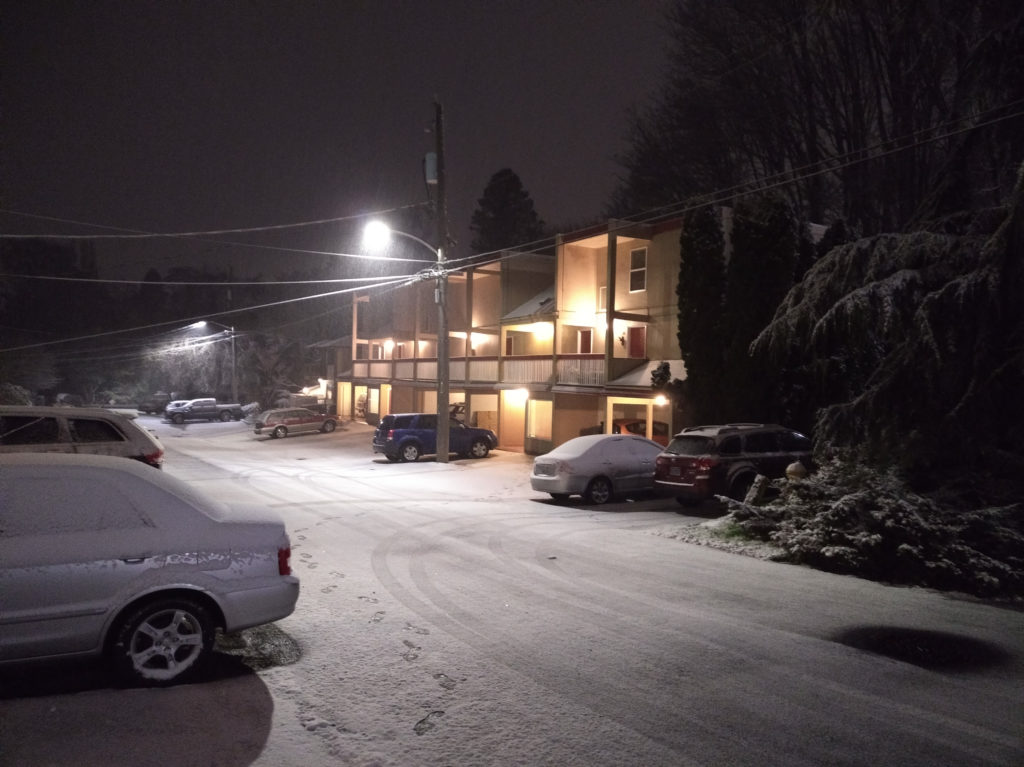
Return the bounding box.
[1,2,670,278]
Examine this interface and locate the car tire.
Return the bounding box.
[172,413,185,425]
[585,476,613,505]
[219,411,232,422]
[273,425,288,439]
[321,420,337,433]
[469,439,490,459]
[399,442,421,462]
[385,454,399,462]
[110,596,215,686]
[549,493,570,503]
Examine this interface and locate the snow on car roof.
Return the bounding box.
[542,433,659,457]
[0,453,240,526]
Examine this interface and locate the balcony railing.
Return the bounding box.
[556,355,605,385]
[468,357,499,382]
[351,353,605,387]
[502,356,554,384]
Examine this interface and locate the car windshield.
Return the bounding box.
[663,435,715,456]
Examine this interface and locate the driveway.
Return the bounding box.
[2,418,1022,766]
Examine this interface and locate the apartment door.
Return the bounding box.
[627,326,646,358]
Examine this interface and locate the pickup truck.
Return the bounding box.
[137,392,172,414]
[164,398,244,424]
[372,412,497,462]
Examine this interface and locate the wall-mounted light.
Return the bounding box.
[506,388,530,405]
[529,322,553,340]
[618,333,626,347]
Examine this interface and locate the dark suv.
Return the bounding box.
[654,423,812,504]
[372,413,498,462]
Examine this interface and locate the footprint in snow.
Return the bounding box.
[413,710,445,735]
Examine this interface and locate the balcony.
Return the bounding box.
[352,354,605,387]
[501,356,554,384]
[556,355,605,386]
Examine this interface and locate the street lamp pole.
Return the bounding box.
[191,320,237,403]
[229,325,237,403]
[360,104,451,461]
[433,100,450,463]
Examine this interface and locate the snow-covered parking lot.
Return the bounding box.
[2,417,1023,766]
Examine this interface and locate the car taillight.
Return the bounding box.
[278,546,292,576]
[143,449,164,468]
[695,457,718,474]
[387,429,395,439]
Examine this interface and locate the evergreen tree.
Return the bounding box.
[676,203,726,423]
[722,194,798,420]
[469,169,546,255]
[612,0,1024,235]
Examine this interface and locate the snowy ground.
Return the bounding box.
[1,419,1022,766]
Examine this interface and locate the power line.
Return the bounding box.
[0,201,427,240]
[0,275,416,354]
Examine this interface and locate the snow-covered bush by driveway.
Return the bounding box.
[721,456,1024,599]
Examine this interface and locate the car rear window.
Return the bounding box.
[718,435,742,455]
[69,418,125,443]
[0,416,60,445]
[664,435,715,456]
[743,432,779,453]
[2,476,148,536]
[392,416,414,428]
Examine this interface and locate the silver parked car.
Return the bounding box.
[0,405,164,468]
[254,407,337,438]
[0,454,300,686]
[529,433,665,504]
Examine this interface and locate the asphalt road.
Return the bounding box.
[1,417,1022,766]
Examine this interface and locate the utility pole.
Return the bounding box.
[434,100,451,463]
[230,326,237,403]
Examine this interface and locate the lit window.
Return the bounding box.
[527,399,553,440]
[629,248,647,292]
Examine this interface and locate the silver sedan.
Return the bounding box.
[0,453,300,686]
[529,433,665,504]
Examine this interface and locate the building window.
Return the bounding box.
[395,343,404,360]
[598,286,607,312]
[629,248,647,292]
[371,343,383,360]
[577,329,592,354]
[505,334,514,356]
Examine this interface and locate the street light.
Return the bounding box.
[191,320,237,403]
[362,221,450,463]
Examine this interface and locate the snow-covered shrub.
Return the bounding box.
[0,383,34,405]
[722,454,1024,598]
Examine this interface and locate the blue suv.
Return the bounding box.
[372,413,497,462]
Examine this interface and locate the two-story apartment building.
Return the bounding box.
[336,218,687,455]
